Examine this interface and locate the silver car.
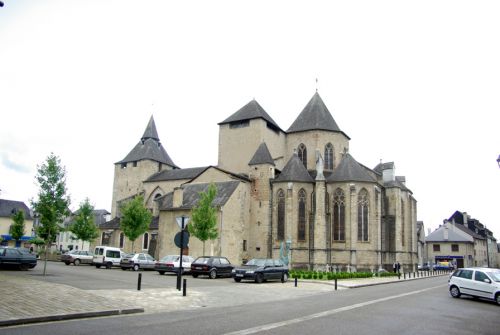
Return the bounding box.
[120,253,156,271]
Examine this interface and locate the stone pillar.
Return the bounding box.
[314,180,326,268]
[349,183,357,271]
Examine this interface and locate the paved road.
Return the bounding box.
[2,275,499,335]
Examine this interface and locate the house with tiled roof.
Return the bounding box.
[99,91,419,272]
[0,199,34,248]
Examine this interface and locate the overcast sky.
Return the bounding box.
[1,1,499,239]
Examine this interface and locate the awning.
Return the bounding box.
[1,234,33,241]
[435,255,463,259]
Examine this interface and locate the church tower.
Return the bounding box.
[111,116,178,217]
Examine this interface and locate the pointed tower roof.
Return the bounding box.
[218,99,283,132]
[141,115,159,141]
[116,116,178,168]
[274,153,314,183]
[287,92,349,138]
[328,153,376,183]
[248,143,275,166]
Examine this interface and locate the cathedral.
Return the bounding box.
[98,91,418,272]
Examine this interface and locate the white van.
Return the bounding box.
[93,246,124,269]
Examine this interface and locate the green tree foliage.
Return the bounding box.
[70,198,99,250]
[31,153,71,275]
[188,183,218,256]
[120,195,152,251]
[10,210,25,242]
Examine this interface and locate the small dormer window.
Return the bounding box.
[121,163,127,169]
[229,120,249,129]
[133,161,138,167]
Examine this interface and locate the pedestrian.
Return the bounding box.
[393,262,397,273]
[397,262,401,274]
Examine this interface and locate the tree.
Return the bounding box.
[188,183,218,256]
[10,210,25,244]
[70,198,99,251]
[31,153,71,275]
[120,195,152,252]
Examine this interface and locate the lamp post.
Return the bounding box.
[497,154,500,168]
[175,215,189,291]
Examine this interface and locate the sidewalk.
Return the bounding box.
[0,272,445,327]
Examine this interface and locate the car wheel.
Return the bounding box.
[255,273,264,284]
[74,259,80,266]
[192,273,198,278]
[133,264,140,271]
[121,267,127,271]
[105,262,112,269]
[158,271,165,275]
[282,272,289,283]
[96,264,101,269]
[495,293,500,306]
[234,278,242,283]
[209,269,217,279]
[450,286,461,298]
[64,261,70,265]
[19,263,29,271]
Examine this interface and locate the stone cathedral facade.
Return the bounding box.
[100,92,418,272]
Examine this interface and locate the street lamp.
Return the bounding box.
[497,154,500,168]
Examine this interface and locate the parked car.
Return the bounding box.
[120,253,156,271]
[191,256,233,279]
[232,258,289,283]
[61,250,94,266]
[448,267,500,305]
[93,246,124,269]
[0,247,37,270]
[155,255,195,275]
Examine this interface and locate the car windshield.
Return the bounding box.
[195,257,212,264]
[125,253,135,258]
[160,255,179,262]
[245,259,267,266]
[486,271,500,282]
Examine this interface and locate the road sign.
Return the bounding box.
[174,231,189,248]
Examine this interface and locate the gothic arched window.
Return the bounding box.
[401,199,405,246]
[298,189,306,241]
[325,143,334,170]
[357,188,369,241]
[143,232,149,250]
[277,189,285,240]
[333,188,345,241]
[298,143,307,169]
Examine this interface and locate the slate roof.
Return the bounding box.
[116,116,178,168]
[218,99,283,132]
[0,199,32,219]
[98,216,159,230]
[426,225,473,242]
[287,92,348,138]
[158,181,240,210]
[145,167,209,182]
[274,153,314,183]
[384,179,412,193]
[328,154,377,183]
[248,143,275,166]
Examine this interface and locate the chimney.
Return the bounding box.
[173,187,183,208]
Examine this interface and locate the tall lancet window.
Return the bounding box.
[325,143,334,170]
[401,199,405,246]
[277,189,285,240]
[357,188,369,241]
[298,143,307,169]
[298,189,306,241]
[333,188,345,241]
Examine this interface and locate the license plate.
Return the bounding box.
[236,274,243,277]
[195,267,202,270]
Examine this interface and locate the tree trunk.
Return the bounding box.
[131,240,135,253]
[43,243,48,276]
[202,241,205,257]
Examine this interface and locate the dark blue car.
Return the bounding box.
[232,258,289,283]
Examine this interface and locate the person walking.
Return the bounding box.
[393,262,397,273]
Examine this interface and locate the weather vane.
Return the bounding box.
[315,78,318,92]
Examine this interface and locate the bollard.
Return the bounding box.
[404,273,406,280]
[335,278,337,291]
[295,277,298,287]
[176,273,181,291]
[137,273,142,291]
[183,278,187,296]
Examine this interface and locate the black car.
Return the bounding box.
[232,258,289,283]
[0,247,37,270]
[190,256,233,279]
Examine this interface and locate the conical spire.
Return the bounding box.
[249,143,275,166]
[328,153,375,183]
[287,92,346,136]
[274,153,314,183]
[142,115,160,141]
[218,99,283,132]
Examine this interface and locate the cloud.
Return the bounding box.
[0,152,31,174]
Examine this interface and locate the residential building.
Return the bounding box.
[0,199,34,248]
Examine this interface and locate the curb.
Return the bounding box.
[0,308,144,327]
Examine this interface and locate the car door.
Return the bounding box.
[472,270,495,298]
[4,248,22,265]
[218,257,232,276]
[145,254,155,269]
[263,259,275,279]
[456,269,474,295]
